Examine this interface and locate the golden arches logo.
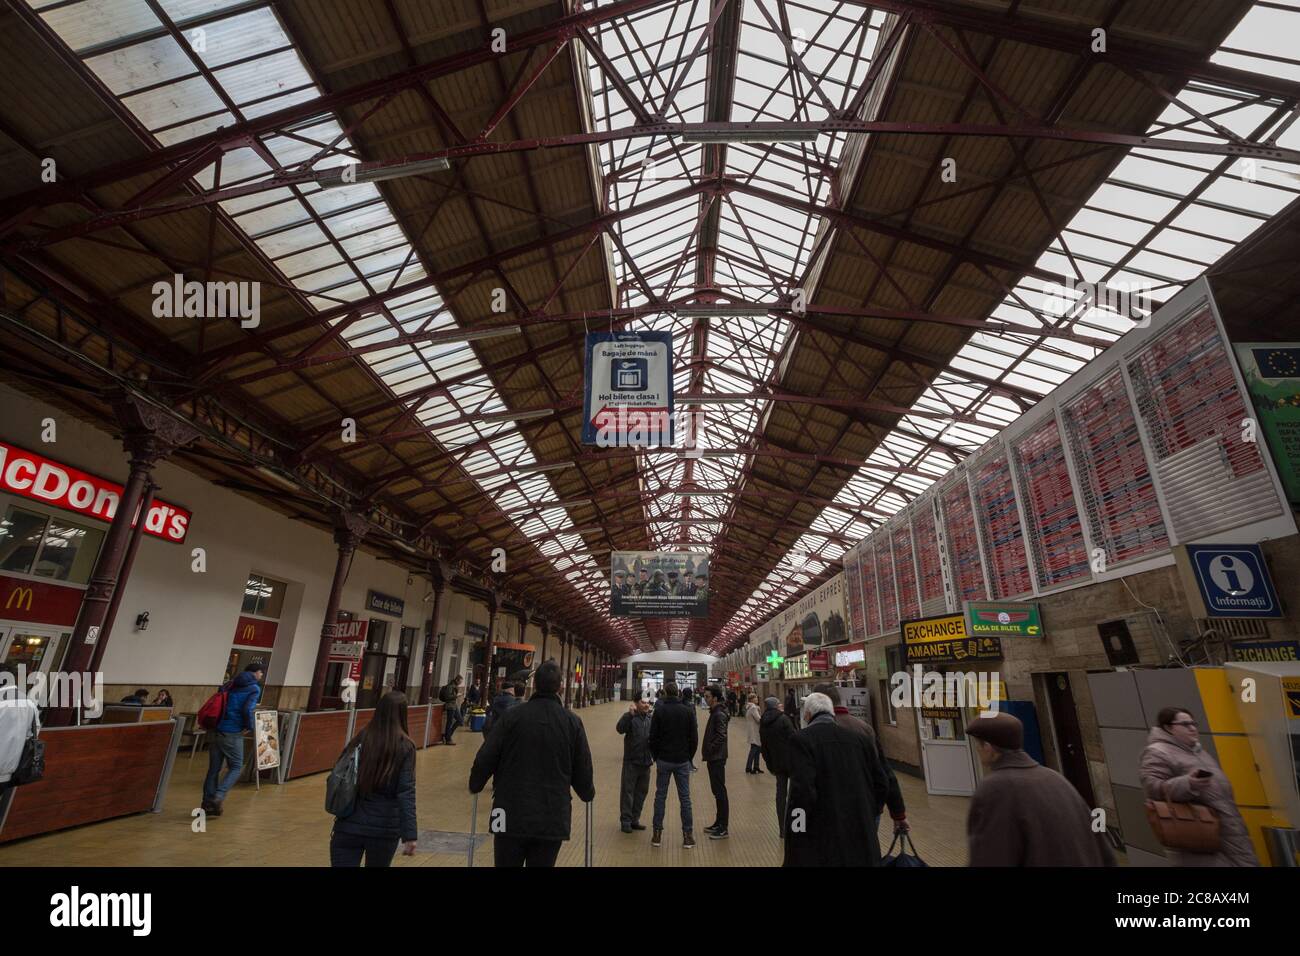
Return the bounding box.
[5,586,33,611]
[241,623,256,642]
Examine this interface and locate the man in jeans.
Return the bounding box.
[439,675,463,744]
[202,661,264,817]
[701,684,730,839]
[647,682,698,849]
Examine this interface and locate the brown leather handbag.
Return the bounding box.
[1145,799,1221,853]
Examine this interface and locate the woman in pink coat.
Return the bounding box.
[1139,706,1258,867]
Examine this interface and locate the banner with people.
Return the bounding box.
[610,551,708,618]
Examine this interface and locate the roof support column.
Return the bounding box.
[49,394,198,726]
[418,558,452,704]
[307,511,369,712]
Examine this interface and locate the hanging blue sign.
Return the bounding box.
[582,331,674,446]
[1185,544,1282,618]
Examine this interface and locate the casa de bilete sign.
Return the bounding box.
[0,439,192,542]
[365,589,405,617]
[901,612,1002,665]
[964,601,1045,638]
[610,551,708,618]
[582,331,674,446]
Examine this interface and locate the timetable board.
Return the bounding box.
[892,523,921,621]
[860,542,882,637]
[1014,416,1091,589]
[940,475,988,602]
[1063,368,1169,567]
[971,451,1034,599]
[843,546,865,643]
[913,504,945,606]
[1127,306,1280,541]
[877,536,899,634]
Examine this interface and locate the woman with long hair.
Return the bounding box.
[330,691,419,867]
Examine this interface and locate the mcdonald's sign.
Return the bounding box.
[0,573,83,626]
[233,615,277,649]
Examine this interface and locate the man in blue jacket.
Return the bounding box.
[202,661,264,817]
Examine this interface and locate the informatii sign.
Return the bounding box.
[965,601,1044,638]
[901,612,1002,665]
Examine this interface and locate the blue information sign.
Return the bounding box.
[582,331,674,446]
[1186,544,1281,618]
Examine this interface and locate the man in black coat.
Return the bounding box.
[647,682,698,848]
[469,661,595,867]
[701,685,731,839]
[483,681,524,736]
[784,692,889,867]
[616,696,653,833]
[758,696,795,839]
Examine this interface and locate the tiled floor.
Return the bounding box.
[0,702,973,866]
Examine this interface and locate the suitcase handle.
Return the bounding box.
[468,792,478,868]
[584,799,594,867]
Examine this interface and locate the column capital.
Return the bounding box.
[332,510,370,552]
[112,392,200,467]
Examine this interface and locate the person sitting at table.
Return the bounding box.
[152,689,174,708]
[119,688,149,705]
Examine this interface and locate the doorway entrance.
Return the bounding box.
[916,709,977,796]
[1042,671,1096,806]
[0,623,69,679]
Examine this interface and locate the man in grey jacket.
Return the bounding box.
[617,696,653,832]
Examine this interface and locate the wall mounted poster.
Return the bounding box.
[1235,343,1300,503]
[611,551,708,618]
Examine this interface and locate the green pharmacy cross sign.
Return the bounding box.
[766,650,785,670]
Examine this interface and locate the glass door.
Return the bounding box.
[0,623,69,680]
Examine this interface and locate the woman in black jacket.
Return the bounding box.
[330,691,418,867]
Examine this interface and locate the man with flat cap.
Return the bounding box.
[965,712,1114,867]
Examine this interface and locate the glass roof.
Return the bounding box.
[721,0,1300,649]
[30,0,637,647]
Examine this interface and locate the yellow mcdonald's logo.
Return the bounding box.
[241,623,256,641]
[5,586,33,611]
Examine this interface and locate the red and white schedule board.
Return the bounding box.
[1014,417,1090,589]
[971,452,1033,599]
[940,475,988,602]
[842,546,865,642]
[891,523,921,621]
[859,542,881,637]
[912,504,945,607]
[876,537,899,634]
[1126,307,1279,541]
[1063,369,1169,567]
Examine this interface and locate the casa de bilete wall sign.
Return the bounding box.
[964,601,1045,638]
[0,439,192,542]
[365,589,405,617]
[582,331,674,446]
[610,551,708,618]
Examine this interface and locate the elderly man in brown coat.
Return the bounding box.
[1139,706,1258,867]
[965,713,1114,867]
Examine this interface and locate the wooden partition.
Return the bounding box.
[0,721,177,843]
[429,703,444,746]
[100,704,174,724]
[286,711,350,780]
[352,708,375,738]
[408,705,429,748]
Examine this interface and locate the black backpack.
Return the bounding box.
[325,743,361,818]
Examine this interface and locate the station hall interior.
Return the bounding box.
[0,0,1299,873]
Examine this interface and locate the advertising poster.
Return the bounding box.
[748,572,849,657]
[1235,343,1300,503]
[254,710,280,771]
[611,551,708,618]
[583,331,674,446]
[901,612,1002,665]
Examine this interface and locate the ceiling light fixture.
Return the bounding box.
[680,127,818,145]
[317,157,450,190]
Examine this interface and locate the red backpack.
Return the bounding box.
[197,683,231,730]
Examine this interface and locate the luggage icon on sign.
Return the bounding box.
[612,358,648,391]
